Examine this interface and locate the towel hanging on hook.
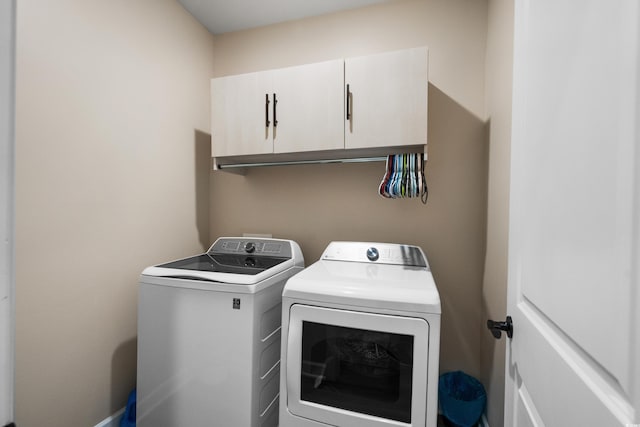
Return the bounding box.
[378,153,428,204]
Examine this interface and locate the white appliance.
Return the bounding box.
[137,237,304,427]
[279,241,441,427]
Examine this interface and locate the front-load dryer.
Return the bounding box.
[279,241,440,427]
[137,237,304,427]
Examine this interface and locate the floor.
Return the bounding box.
[438,414,483,427]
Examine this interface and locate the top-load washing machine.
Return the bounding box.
[279,241,441,427]
[137,237,304,427]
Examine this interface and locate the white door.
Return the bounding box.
[504,0,640,425]
[211,70,274,157]
[344,47,428,150]
[273,60,344,154]
[0,1,15,425]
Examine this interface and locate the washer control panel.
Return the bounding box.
[322,241,428,268]
[208,238,292,258]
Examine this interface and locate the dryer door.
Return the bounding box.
[286,304,429,427]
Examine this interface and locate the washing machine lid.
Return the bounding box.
[283,242,440,314]
[141,237,304,285]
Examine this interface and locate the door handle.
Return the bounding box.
[273,93,278,127]
[487,316,513,339]
[346,83,351,120]
[265,94,270,128]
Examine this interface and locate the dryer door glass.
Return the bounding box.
[301,322,413,423]
[286,304,430,427]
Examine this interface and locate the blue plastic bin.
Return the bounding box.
[120,389,136,427]
[439,371,486,427]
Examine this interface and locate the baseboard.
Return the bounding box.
[93,407,124,427]
[96,407,487,427]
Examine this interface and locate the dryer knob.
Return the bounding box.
[366,247,379,261]
[244,242,256,253]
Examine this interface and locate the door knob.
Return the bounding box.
[487,316,513,339]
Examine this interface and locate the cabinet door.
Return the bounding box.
[211,70,274,157]
[272,60,344,154]
[345,47,428,150]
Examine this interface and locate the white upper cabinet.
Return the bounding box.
[211,60,344,157]
[210,47,428,165]
[211,70,274,157]
[345,47,428,150]
[273,60,344,154]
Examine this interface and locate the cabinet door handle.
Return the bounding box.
[273,93,278,127]
[346,84,351,120]
[265,94,270,128]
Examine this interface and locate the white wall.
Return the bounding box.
[0,0,16,425]
[15,1,214,425]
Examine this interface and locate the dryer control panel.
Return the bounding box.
[321,241,428,268]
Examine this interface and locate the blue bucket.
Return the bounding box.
[120,389,136,427]
[439,371,486,427]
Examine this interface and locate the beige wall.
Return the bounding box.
[481,1,513,426]
[13,0,513,425]
[15,1,213,426]
[213,0,488,119]
[210,0,491,383]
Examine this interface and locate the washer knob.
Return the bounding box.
[244,242,256,253]
[366,247,379,261]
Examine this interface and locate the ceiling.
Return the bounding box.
[177,0,393,35]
